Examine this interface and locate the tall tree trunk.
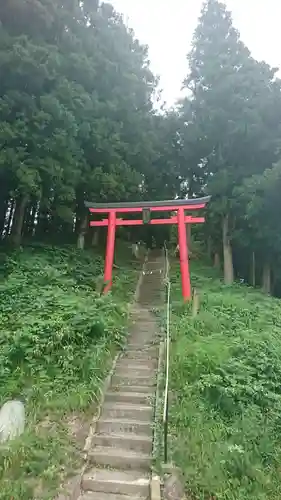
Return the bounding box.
[0,198,8,238]
[186,224,191,249]
[5,199,15,237]
[262,261,271,294]
[214,252,220,269]
[207,236,212,260]
[222,214,234,285]
[77,214,88,250]
[251,251,256,287]
[11,195,28,246]
[36,202,50,238]
[23,202,37,237]
[91,228,99,247]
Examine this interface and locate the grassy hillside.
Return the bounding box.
[0,242,139,499]
[169,260,281,500]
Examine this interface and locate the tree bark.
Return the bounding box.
[262,261,271,294]
[214,252,220,269]
[0,198,8,238]
[36,202,50,238]
[23,202,37,237]
[11,196,28,246]
[77,214,88,250]
[186,224,191,249]
[91,229,99,247]
[222,214,234,285]
[251,251,256,287]
[5,200,15,237]
[207,236,212,260]
[192,288,200,317]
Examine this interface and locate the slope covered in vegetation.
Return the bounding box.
[170,260,281,500]
[0,243,139,499]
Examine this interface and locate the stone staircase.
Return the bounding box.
[78,250,164,500]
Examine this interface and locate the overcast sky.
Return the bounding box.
[111,0,281,106]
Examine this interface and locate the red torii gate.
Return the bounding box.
[85,197,210,301]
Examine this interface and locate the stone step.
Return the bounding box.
[110,384,154,394]
[129,326,157,333]
[82,467,150,496]
[122,350,159,361]
[116,361,155,370]
[102,403,152,421]
[92,432,152,454]
[125,342,158,349]
[105,391,154,406]
[79,492,147,500]
[127,338,157,344]
[111,375,156,388]
[119,358,158,369]
[124,346,158,355]
[130,321,156,328]
[127,341,157,347]
[140,299,161,305]
[126,346,157,354]
[88,446,151,470]
[129,330,157,336]
[115,367,155,378]
[97,418,152,436]
[130,313,155,320]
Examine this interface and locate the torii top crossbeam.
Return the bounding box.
[85,196,210,300]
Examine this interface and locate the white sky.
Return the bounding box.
[111,0,281,106]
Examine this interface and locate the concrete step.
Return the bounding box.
[119,358,158,369]
[130,313,155,320]
[88,446,151,470]
[122,350,159,361]
[129,327,158,343]
[97,418,152,436]
[130,316,156,322]
[82,467,150,496]
[111,375,156,388]
[129,328,157,336]
[122,349,158,356]
[130,324,156,331]
[105,391,154,406]
[127,339,159,348]
[127,342,157,349]
[115,363,155,372]
[116,360,155,370]
[115,367,155,378]
[125,343,158,350]
[110,384,154,394]
[126,345,157,353]
[117,358,156,367]
[92,432,152,454]
[79,492,147,500]
[102,403,152,421]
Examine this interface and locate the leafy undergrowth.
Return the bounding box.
[0,242,139,499]
[169,260,281,500]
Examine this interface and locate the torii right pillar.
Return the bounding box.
[177,207,191,301]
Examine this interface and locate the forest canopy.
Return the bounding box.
[1,0,281,295]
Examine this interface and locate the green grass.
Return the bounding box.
[169,260,281,500]
[0,241,139,499]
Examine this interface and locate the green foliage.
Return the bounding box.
[0,244,137,498]
[0,0,164,243]
[179,0,281,290]
[170,260,281,499]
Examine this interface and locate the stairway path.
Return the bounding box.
[78,250,164,500]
